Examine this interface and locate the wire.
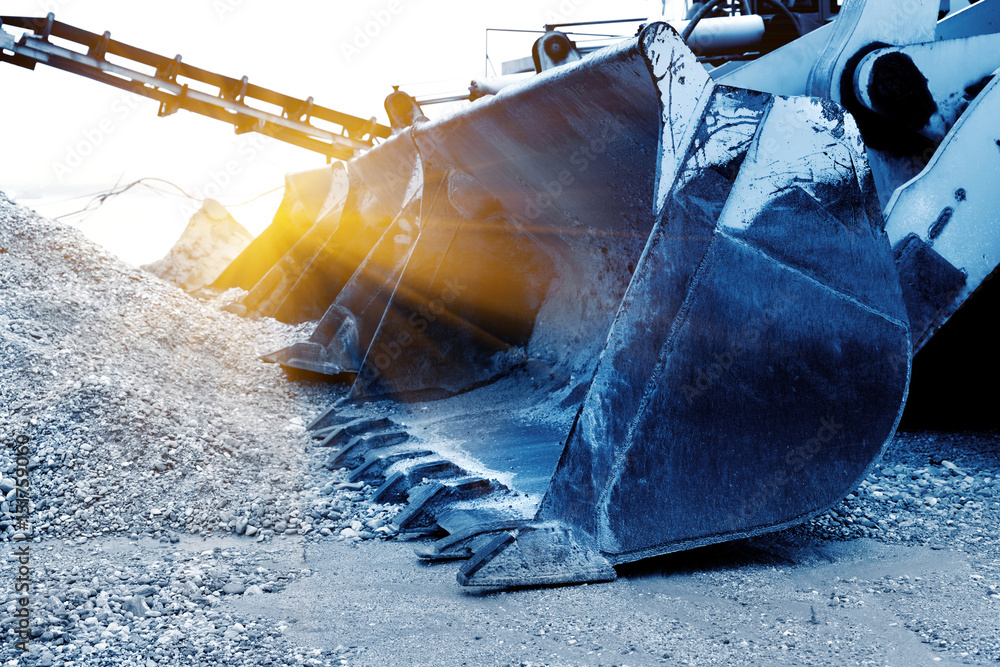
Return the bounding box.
[485,29,491,78]
[53,180,144,221]
[230,186,284,207]
[51,177,282,222]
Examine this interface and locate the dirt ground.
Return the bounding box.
[241,529,1000,666]
[11,507,997,667]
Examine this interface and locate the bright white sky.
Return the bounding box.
[1,0,686,264]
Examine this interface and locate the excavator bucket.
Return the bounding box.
[211,166,347,297]
[215,135,418,324]
[265,31,663,383]
[249,23,909,587]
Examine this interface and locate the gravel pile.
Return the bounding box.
[0,193,399,663]
[0,192,406,546]
[795,432,1000,560]
[1,191,330,544]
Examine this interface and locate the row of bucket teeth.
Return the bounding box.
[308,411,512,541]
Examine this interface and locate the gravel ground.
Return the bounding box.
[792,433,1000,558]
[1,192,999,665]
[0,193,397,665]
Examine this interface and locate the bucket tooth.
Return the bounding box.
[415,527,522,562]
[262,305,363,375]
[434,508,514,535]
[414,510,529,562]
[347,448,435,484]
[313,416,398,446]
[314,415,396,437]
[308,402,382,433]
[306,403,342,431]
[391,477,505,534]
[457,522,616,588]
[325,430,412,469]
[312,426,337,440]
[263,341,323,367]
[372,460,470,503]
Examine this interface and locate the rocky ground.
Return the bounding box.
[1,192,998,665]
